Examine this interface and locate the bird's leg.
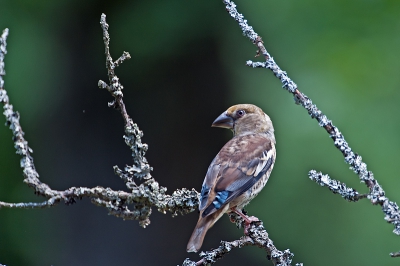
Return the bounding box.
[195,258,205,266]
[230,207,260,234]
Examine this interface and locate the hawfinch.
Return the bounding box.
[187,104,276,252]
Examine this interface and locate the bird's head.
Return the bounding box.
[211,104,274,138]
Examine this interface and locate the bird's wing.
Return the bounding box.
[199,134,274,217]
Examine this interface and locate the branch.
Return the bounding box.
[308,170,368,202]
[0,197,61,209]
[97,14,200,226]
[390,251,400,258]
[0,28,62,201]
[222,0,400,257]
[184,214,299,266]
[0,22,199,228]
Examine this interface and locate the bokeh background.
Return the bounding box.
[1,0,400,265]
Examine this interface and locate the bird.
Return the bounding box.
[186,104,276,253]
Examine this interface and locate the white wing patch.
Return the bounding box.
[254,149,272,176]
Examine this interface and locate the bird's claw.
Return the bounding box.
[243,216,260,235]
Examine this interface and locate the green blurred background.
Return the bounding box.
[1,0,400,265]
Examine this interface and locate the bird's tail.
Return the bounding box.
[186,215,214,253]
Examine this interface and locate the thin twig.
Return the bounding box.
[308,170,368,202]
[0,197,62,209]
[390,251,400,258]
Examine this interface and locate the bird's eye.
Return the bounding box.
[236,109,245,117]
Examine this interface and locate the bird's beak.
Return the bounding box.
[211,111,234,129]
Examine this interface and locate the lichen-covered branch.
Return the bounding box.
[98,13,152,182]
[0,197,61,209]
[308,169,400,256]
[308,168,400,232]
[97,14,201,227]
[222,0,400,257]
[183,214,301,266]
[1,28,58,200]
[308,170,367,202]
[0,28,8,81]
[0,22,199,227]
[390,251,400,258]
